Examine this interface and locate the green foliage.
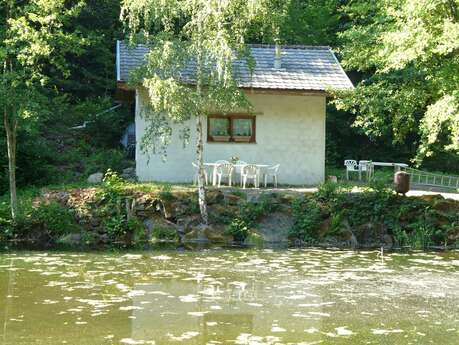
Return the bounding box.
[336,0,459,165]
[316,181,340,201]
[0,196,80,243]
[103,169,125,188]
[104,215,144,242]
[158,184,174,203]
[84,149,129,176]
[152,226,178,242]
[0,1,130,204]
[247,0,342,46]
[94,171,145,243]
[290,197,323,242]
[29,202,79,237]
[226,198,279,242]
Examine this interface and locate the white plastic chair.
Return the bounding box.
[264,164,280,188]
[358,160,373,180]
[211,160,230,185]
[215,163,234,187]
[241,164,260,189]
[235,160,247,186]
[344,160,359,180]
[192,162,208,185]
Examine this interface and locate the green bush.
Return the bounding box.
[158,184,175,203]
[290,197,322,241]
[316,181,340,201]
[226,199,278,242]
[226,218,250,242]
[85,149,129,176]
[0,199,79,243]
[152,226,178,241]
[31,202,78,235]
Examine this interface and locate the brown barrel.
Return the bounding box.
[394,171,410,195]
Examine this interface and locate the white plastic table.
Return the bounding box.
[204,163,270,186]
[364,161,409,179]
[371,162,408,170]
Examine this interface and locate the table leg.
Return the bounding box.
[212,167,217,187]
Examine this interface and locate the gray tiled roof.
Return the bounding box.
[117,41,353,91]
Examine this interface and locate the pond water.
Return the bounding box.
[0,249,458,344]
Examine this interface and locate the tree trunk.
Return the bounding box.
[195,113,208,225]
[4,109,18,220]
[195,19,208,225]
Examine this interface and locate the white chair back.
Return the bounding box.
[344,160,358,170]
[242,164,259,177]
[215,160,229,165]
[216,163,234,176]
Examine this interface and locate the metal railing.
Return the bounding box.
[401,167,459,190]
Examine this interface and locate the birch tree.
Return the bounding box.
[121,0,272,224]
[0,0,85,219]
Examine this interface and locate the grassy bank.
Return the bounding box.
[0,173,458,250]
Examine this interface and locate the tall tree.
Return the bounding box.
[0,0,85,218]
[121,0,273,224]
[336,0,459,165]
[246,0,342,46]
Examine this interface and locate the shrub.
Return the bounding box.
[152,226,178,241]
[30,202,79,237]
[103,169,125,187]
[316,181,340,201]
[158,184,174,203]
[225,199,278,242]
[290,197,322,241]
[226,218,250,242]
[86,150,129,176]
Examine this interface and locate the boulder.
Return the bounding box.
[447,226,459,241]
[176,215,202,233]
[417,194,444,203]
[87,172,103,184]
[121,167,137,181]
[432,199,459,214]
[143,219,155,240]
[318,218,332,238]
[203,226,230,242]
[147,217,179,242]
[206,190,224,205]
[258,212,293,243]
[354,222,388,248]
[382,234,394,249]
[279,193,298,204]
[183,224,230,243]
[225,193,243,205]
[123,167,136,175]
[244,232,265,246]
[161,201,176,220]
[57,233,82,246]
[349,233,359,249]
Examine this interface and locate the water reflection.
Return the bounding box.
[0,249,458,344]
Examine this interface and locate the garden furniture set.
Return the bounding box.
[192,161,280,188]
[344,160,409,180]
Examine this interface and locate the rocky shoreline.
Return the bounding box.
[2,181,457,250]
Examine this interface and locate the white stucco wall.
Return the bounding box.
[135,88,326,185]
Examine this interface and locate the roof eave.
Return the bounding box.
[117,81,330,95]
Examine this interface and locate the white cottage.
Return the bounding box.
[116,41,353,185]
